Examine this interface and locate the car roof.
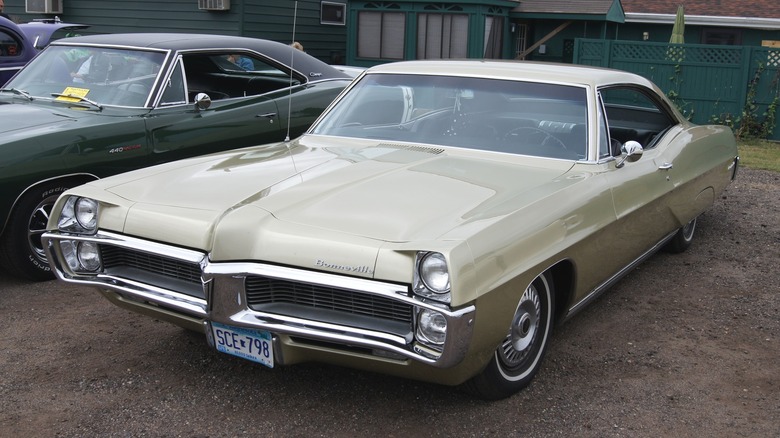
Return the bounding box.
[18,20,90,48]
[52,33,350,79]
[0,15,23,33]
[365,59,654,90]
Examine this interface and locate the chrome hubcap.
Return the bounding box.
[681,218,696,241]
[499,284,541,367]
[27,196,56,262]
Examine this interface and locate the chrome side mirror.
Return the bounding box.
[615,140,644,168]
[194,93,212,111]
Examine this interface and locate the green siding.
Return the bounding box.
[4,0,346,63]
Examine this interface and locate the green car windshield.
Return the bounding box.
[6,45,166,108]
[312,73,589,160]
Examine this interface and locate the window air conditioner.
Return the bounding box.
[26,0,63,14]
[198,0,230,10]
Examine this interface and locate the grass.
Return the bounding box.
[738,139,780,172]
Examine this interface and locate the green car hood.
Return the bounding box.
[0,102,80,135]
[97,136,574,249]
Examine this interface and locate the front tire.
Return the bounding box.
[0,182,73,281]
[463,272,555,400]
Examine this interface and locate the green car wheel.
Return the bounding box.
[1,182,74,281]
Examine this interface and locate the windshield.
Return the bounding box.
[312,73,589,160]
[6,45,165,107]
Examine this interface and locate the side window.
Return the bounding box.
[159,58,187,106]
[599,86,677,151]
[0,29,22,58]
[181,52,300,102]
[596,92,612,159]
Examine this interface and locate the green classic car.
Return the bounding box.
[42,60,739,399]
[0,33,352,280]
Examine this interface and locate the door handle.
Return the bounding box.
[659,162,673,170]
[256,112,277,119]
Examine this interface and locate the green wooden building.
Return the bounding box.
[4,0,779,65]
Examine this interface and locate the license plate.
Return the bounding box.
[211,322,274,368]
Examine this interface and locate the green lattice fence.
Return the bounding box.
[574,39,780,141]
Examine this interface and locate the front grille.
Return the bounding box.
[245,275,413,325]
[99,245,204,298]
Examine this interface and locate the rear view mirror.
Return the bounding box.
[615,140,644,168]
[194,92,211,110]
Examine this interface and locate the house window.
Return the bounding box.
[321,1,346,26]
[483,16,503,58]
[416,13,468,59]
[702,29,742,45]
[357,11,406,59]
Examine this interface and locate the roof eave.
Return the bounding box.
[510,12,624,23]
[626,13,780,30]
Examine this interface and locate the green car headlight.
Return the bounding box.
[413,252,451,303]
[58,196,99,234]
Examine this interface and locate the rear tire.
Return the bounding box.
[0,182,73,281]
[664,216,697,254]
[462,272,555,400]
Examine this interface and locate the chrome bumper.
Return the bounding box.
[42,230,475,368]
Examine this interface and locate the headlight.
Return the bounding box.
[416,309,447,346]
[77,241,101,271]
[413,252,451,303]
[59,240,102,273]
[75,198,98,230]
[58,196,99,234]
[420,252,450,292]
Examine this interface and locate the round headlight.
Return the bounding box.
[417,309,447,345]
[75,198,98,231]
[419,252,450,293]
[77,241,101,271]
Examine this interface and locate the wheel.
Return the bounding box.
[0,181,74,281]
[462,272,555,400]
[504,127,567,151]
[664,216,697,253]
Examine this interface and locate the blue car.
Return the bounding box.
[0,16,87,85]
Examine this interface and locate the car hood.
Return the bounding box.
[97,135,575,250]
[0,102,81,135]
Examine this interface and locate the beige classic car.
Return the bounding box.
[43,60,739,400]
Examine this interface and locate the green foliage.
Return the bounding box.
[666,63,695,120]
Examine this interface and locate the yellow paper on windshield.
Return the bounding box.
[55,87,90,102]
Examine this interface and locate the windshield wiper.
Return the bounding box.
[50,92,103,110]
[0,88,33,100]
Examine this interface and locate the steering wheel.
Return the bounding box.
[504,127,567,151]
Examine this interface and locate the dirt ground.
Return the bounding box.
[1,168,778,437]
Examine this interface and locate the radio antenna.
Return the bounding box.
[284,1,298,143]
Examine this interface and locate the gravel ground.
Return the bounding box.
[1,168,778,437]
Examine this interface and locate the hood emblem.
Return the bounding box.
[315,259,373,275]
